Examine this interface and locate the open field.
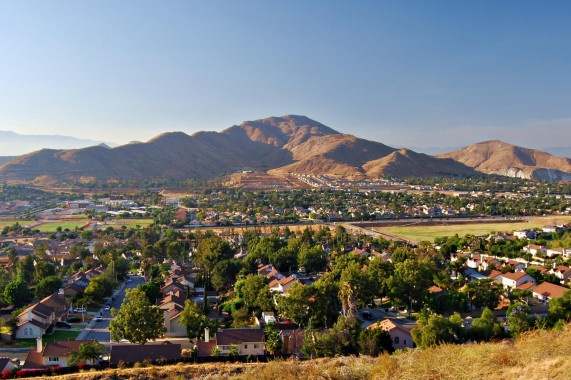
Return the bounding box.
[34,221,91,232]
[373,215,571,242]
[0,220,34,228]
[104,219,154,228]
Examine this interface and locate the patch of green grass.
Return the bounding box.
[106,218,153,228]
[44,330,80,342]
[35,221,90,232]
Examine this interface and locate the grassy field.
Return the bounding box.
[0,220,34,228]
[104,218,154,228]
[35,221,90,232]
[374,215,571,243]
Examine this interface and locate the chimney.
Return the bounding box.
[36,337,42,353]
[204,327,210,343]
[58,288,64,295]
[28,309,32,321]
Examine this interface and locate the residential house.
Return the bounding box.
[269,276,296,294]
[479,256,502,271]
[523,245,547,256]
[367,319,416,350]
[23,339,96,369]
[16,291,67,339]
[514,230,538,240]
[532,282,569,303]
[110,341,182,365]
[550,265,571,283]
[502,272,536,290]
[163,305,186,337]
[546,248,571,258]
[196,327,265,357]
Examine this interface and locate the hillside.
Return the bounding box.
[437,140,571,181]
[0,115,480,182]
[48,323,571,380]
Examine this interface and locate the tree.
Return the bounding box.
[411,312,463,349]
[547,290,571,325]
[167,241,184,261]
[241,275,268,307]
[298,244,326,273]
[211,259,242,291]
[179,299,213,341]
[35,243,49,260]
[17,255,35,284]
[388,258,435,317]
[194,236,234,275]
[507,303,531,337]
[4,279,30,306]
[68,342,105,366]
[34,261,56,283]
[358,326,394,356]
[467,307,503,342]
[264,323,283,355]
[228,344,239,357]
[277,282,313,327]
[84,276,113,301]
[35,276,62,299]
[137,281,162,305]
[109,288,165,345]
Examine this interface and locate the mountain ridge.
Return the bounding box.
[0,116,568,182]
[437,140,571,181]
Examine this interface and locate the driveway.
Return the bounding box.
[77,275,145,343]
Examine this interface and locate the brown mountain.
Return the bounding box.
[436,140,571,181]
[0,115,479,182]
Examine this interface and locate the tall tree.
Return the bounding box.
[388,258,435,317]
[109,288,165,345]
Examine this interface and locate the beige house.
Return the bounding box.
[197,327,265,357]
[367,319,415,350]
[23,339,96,369]
[501,272,536,290]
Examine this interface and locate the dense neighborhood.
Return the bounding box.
[0,179,569,377]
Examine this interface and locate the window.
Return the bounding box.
[404,339,408,345]
[48,357,59,362]
[244,344,248,349]
[394,337,399,344]
[254,344,259,349]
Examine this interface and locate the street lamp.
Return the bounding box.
[82,304,86,323]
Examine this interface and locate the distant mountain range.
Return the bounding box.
[437,140,571,181]
[0,115,569,182]
[0,130,116,156]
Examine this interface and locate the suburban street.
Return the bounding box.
[78,275,145,343]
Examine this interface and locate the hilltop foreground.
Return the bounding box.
[48,323,570,380]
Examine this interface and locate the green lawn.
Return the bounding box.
[11,330,81,347]
[376,216,571,243]
[35,221,90,232]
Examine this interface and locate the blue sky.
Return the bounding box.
[0,1,570,149]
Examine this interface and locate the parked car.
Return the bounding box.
[362,310,373,320]
[74,307,86,313]
[56,321,71,329]
[66,317,80,323]
[104,305,111,311]
[94,316,102,322]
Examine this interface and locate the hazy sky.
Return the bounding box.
[0,1,570,149]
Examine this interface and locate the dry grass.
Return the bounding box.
[31,323,571,380]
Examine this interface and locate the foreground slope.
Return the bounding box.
[51,323,571,380]
[437,140,571,181]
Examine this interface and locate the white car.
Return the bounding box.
[94,316,102,322]
[104,305,111,311]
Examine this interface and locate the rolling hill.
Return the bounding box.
[0,116,526,183]
[437,140,571,181]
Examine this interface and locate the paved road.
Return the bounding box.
[79,275,145,343]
